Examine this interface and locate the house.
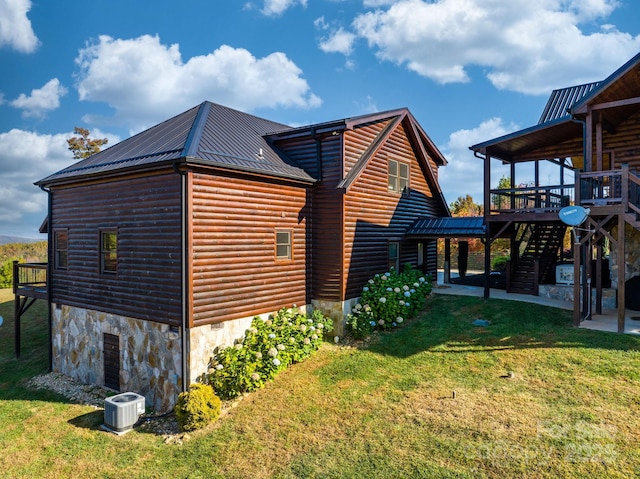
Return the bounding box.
[470,51,640,333]
[35,102,450,411]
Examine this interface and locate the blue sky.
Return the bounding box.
[1,0,639,238]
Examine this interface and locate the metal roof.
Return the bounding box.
[37,102,314,186]
[407,216,485,238]
[538,82,600,124]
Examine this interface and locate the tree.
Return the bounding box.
[449,194,483,217]
[67,127,108,159]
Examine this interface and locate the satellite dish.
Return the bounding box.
[559,206,590,226]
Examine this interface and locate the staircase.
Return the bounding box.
[508,223,567,295]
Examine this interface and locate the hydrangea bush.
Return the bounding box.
[207,307,333,400]
[346,265,432,339]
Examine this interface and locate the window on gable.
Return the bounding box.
[275,230,292,260]
[54,229,68,271]
[388,242,400,272]
[388,159,409,193]
[100,230,118,274]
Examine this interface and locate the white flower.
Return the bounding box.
[355,303,362,310]
[311,334,318,340]
[251,373,260,381]
[277,344,285,350]
[304,338,311,345]
[396,316,403,323]
[379,297,387,303]
[255,351,263,359]
[268,333,276,339]
[249,327,258,334]
[394,287,401,293]
[268,348,278,357]
[334,336,340,343]
[378,319,385,326]
[235,343,243,350]
[289,337,295,344]
[375,274,380,278]
[403,285,410,291]
[265,319,273,326]
[299,324,307,332]
[419,277,425,282]
[317,323,324,329]
[404,291,411,297]
[307,318,313,323]
[273,358,281,366]
[364,305,371,312]
[309,325,316,331]
[413,282,420,288]
[215,364,224,370]
[399,300,405,306]
[381,275,388,281]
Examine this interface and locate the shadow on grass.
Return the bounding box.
[68,410,104,430]
[364,294,640,359]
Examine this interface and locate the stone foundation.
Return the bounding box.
[52,304,182,413]
[610,223,640,289]
[538,284,617,310]
[311,298,359,337]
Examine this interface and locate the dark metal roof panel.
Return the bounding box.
[538,82,600,124]
[407,216,485,238]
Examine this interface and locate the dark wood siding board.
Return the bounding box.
[344,120,390,174]
[343,123,441,298]
[191,172,309,325]
[49,172,183,325]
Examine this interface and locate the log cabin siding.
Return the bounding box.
[278,135,345,301]
[344,119,390,174]
[49,171,183,325]
[343,123,441,298]
[190,171,309,326]
[602,110,640,168]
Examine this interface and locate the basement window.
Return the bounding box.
[388,159,409,194]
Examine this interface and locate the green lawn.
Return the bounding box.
[1,288,640,478]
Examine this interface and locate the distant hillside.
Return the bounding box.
[0,235,43,246]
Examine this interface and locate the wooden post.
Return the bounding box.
[484,229,491,300]
[618,213,626,333]
[444,238,451,283]
[573,172,582,326]
[13,261,20,359]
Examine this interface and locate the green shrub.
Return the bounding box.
[207,307,333,400]
[175,383,221,432]
[491,255,510,272]
[346,265,432,338]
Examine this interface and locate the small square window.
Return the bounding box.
[54,229,68,270]
[276,230,292,260]
[101,230,117,274]
[388,159,409,193]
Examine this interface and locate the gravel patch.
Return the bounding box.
[26,372,182,439]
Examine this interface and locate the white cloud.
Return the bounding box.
[319,27,357,55]
[75,35,321,133]
[10,78,67,118]
[0,0,39,53]
[439,118,518,206]
[345,0,640,94]
[261,0,307,16]
[0,128,119,234]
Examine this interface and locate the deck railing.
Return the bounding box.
[13,261,48,299]
[489,184,574,214]
[578,165,640,215]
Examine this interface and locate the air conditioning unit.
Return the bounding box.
[103,392,145,434]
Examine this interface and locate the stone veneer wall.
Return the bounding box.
[610,223,640,289]
[52,304,182,413]
[311,298,359,337]
[188,306,311,385]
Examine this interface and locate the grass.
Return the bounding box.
[2,288,640,478]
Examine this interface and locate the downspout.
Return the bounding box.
[172,161,189,393]
[38,184,53,372]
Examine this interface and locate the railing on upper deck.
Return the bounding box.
[13,261,48,299]
[489,184,575,214]
[578,165,640,217]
